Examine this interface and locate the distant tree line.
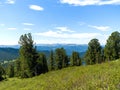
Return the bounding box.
[0,31,120,80]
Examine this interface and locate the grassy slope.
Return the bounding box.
[0,59,120,90]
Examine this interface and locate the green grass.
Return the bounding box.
[1,59,120,90]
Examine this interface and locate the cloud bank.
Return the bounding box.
[60,0,120,6]
[34,27,108,44]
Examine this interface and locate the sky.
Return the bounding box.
[0,0,120,45]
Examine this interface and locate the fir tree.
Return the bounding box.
[18,33,37,78]
[49,50,55,71]
[70,51,81,66]
[14,58,21,77]
[55,48,68,69]
[104,31,120,61]
[0,64,5,81]
[85,38,102,65]
[7,64,14,78]
[35,53,48,75]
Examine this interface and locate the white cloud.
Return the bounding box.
[22,23,34,26]
[6,0,15,4]
[60,0,120,6]
[7,28,17,30]
[34,30,108,44]
[55,27,75,33]
[0,24,5,26]
[24,28,32,31]
[33,23,111,44]
[29,5,44,11]
[0,40,17,45]
[34,30,101,39]
[88,25,111,31]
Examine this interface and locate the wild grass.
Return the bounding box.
[0,59,120,90]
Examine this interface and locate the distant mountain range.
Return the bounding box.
[36,44,88,57]
[0,44,88,61]
[0,48,19,61]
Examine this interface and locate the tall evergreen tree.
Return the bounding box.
[0,64,5,81]
[104,31,120,61]
[14,58,21,77]
[85,38,102,65]
[39,53,48,73]
[70,51,81,66]
[101,48,105,62]
[18,33,37,78]
[55,48,68,69]
[35,53,48,75]
[49,50,55,71]
[65,55,69,67]
[7,64,14,78]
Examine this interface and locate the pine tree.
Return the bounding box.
[14,58,21,77]
[55,48,68,69]
[49,50,55,71]
[65,55,69,67]
[85,38,102,65]
[18,33,37,78]
[104,31,120,61]
[35,53,48,75]
[40,53,48,73]
[70,51,81,66]
[0,64,5,81]
[7,64,14,78]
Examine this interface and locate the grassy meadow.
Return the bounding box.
[0,59,120,90]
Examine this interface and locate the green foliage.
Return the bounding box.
[18,33,49,78]
[0,64,5,81]
[18,33,38,78]
[49,50,55,71]
[104,31,120,61]
[1,59,120,89]
[85,38,102,65]
[14,59,21,77]
[35,53,48,75]
[7,64,14,78]
[70,51,81,66]
[55,48,68,69]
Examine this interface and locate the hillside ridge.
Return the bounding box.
[0,59,120,90]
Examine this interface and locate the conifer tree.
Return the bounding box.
[49,50,55,71]
[7,64,14,78]
[0,64,5,81]
[70,51,81,66]
[18,33,37,78]
[55,48,68,69]
[104,31,120,61]
[85,38,102,65]
[14,58,21,77]
[35,53,48,75]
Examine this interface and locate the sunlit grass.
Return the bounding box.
[0,59,120,90]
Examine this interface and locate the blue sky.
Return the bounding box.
[0,0,120,45]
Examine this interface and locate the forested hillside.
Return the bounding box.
[0,59,120,90]
[0,48,19,61]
